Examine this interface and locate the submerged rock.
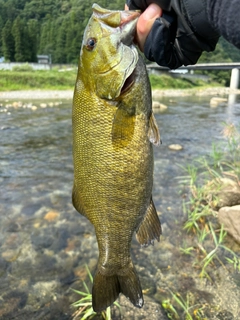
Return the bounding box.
[218,205,240,244]
[152,101,168,111]
[168,144,183,151]
[210,97,227,108]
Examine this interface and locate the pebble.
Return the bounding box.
[2,249,20,262]
[168,144,183,151]
[152,100,168,111]
[210,97,227,107]
[44,210,60,222]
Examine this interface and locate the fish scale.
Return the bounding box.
[72,4,161,312]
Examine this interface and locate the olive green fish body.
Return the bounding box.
[72,4,161,312]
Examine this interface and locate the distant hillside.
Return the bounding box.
[0,0,240,64]
[0,0,125,64]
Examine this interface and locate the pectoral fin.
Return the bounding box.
[148,112,161,146]
[112,105,135,148]
[136,198,161,246]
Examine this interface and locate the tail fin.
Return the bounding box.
[92,262,143,312]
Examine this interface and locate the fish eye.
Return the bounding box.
[86,37,97,51]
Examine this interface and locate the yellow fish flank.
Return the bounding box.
[72,4,161,312]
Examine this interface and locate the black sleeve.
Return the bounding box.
[207,0,240,49]
[144,0,219,68]
[126,0,171,11]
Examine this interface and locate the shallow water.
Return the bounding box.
[0,95,240,319]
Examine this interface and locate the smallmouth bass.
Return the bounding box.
[72,3,161,312]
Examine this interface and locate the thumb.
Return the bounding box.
[136,4,162,51]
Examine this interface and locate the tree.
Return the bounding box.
[27,19,39,62]
[12,16,26,61]
[2,20,15,61]
[0,16,3,56]
[55,17,68,63]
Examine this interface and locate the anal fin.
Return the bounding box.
[136,197,161,246]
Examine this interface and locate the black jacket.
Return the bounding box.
[127,0,240,68]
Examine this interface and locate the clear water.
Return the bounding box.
[0,94,239,319]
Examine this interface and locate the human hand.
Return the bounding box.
[125,3,162,52]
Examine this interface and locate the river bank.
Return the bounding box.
[1,87,240,100]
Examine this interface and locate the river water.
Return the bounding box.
[0,94,240,319]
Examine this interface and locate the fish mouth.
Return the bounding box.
[120,68,135,95]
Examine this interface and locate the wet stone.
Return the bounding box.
[31,233,54,250]
[216,310,234,320]
[22,203,43,216]
[141,275,157,296]
[5,221,20,232]
[44,210,59,221]
[1,249,20,262]
[0,290,28,319]
[168,144,183,151]
[30,254,58,282]
[0,257,10,274]
[49,227,70,252]
[59,270,75,286]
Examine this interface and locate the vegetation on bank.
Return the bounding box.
[0,65,223,92]
[162,123,240,319]
[149,73,219,90]
[0,66,77,91]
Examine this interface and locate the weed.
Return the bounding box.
[162,291,206,320]
[71,265,120,320]
[180,123,240,279]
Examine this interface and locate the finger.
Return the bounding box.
[125,4,129,10]
[136,4,162,51]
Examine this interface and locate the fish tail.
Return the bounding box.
[117,262,144,308]
[92,261,143,312]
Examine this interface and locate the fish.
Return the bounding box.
[72,3,161,312]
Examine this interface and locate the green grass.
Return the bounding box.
[149,73,217,89]
[0,66,222,91]
[178,123,240,281]
[162,291,206,320]
[0,67,77,91]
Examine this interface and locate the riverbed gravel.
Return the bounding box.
[1,87,240,100]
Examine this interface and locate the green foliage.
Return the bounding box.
[197,39,233,86]
[0,0,238,67]
[2,19,15,61]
